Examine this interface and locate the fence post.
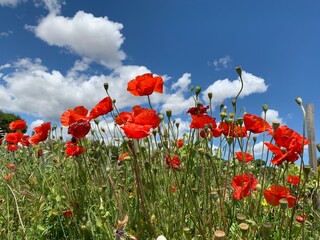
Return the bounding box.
[305,103,319,210]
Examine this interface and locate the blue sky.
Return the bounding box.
[0,0,319,152]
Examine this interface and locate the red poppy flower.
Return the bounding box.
[165,154,181,169]
[6,144,19,151]
[88,96,113,120]
[121,123,152,139]
[264,185,296,208]
[186,104,209,115]
[190,115,217,129]
[61,106,89,126]
[243,113,272,134]
[6,164,16,170]
[287,175,300,185]
[296,214,306,223]
[5,173,13,181]
[28,122,51,145]
[117,105,160,139]
[63,210,73,217]
[235,152,254,163]
[200,129,213,140]
[272,126,309,154]
[220,122,247,138]
[68,119,91,139]
[6,132,23,144]
[65,144,86,157]
[232,173,258,200]
[177,139,184,148]
[127,73,164,96]
[19,135,30,146]
[9,119,27,131]
[118,153,130,161]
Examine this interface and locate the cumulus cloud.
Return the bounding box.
[0,58,151,121]
[30,11,125,69]
[160,73,195,115]
[202,71,268,109]
[0,0,25,7]
[262,109,284,125]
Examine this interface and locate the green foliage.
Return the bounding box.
[0,110,27,133]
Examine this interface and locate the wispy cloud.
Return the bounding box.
[208,55,232,70]
[0,30,13,38]
[0,0,25,7]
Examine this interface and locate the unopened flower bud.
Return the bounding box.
[220,103,225,111]
[94,118,99,125]
[101,127,105,132]
[195,86,201,96]
[295,97,303,105]
[236,213,246,222]
[272,121,280,132]
[279,198,288,210]
[208,92,213,100]
[103,83,109,92]
[226,137,233,145]
[175,122,180,128]
[166,110,172,118]
[232,98,236,106]
[220,112,227,119]
[236,66,242,77]
[253,136,257,143]
[214,230,226,239]
[158,113,164,121]
[237,118,243,126]
[262,104,268,112]
[225,118,233,124]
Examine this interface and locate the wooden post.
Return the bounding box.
[306,104,317,171]
[305,104,320,210]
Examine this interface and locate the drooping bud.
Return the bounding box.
[235,66,242,77]
[94,118,99,125]
[295,97,303,106]
[103,83,109,92]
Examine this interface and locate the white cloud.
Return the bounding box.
[29,119,44,132]
[30,11,125,69]
[171,73,191,91]
[209,55,232,70]
[0,58,152,121]
[262,109,284,125]
[253,141,268,156]
[202,71,268,109]
[0,30,13,38]
[160,73,195,115]
[0,0,25,7]
[0,63,11,69]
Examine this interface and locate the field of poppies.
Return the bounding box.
[0,67,319,239]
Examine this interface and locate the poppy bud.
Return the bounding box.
[225,118,233,124]
[253,136,257,143]
[239,223,249,235]
[158,113,164,121]
[220,112,227,119]
[175,122,180,128]
[190,85,194,91]
[259,222,272,239]
[214,230,226,239]
[101,127,105,132]
[226,137,233,145]
[295,97,303,105]
[195,86,201,96]
[272,121,280,132]
[236,213,246,222]
[236,66,242,77]
[279,198,288,210]
[262,104,268,112]
[208,92,213,100]
[94,118,99,125]
[166,110,172,118]
[232,98,236,106]
[112,99,116,104]
[229,112,234,118]
[103,83,109,92]
[236,118,243,126]
[220,103,225,111]
[303,165,311,177]
[53,124,57,130]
